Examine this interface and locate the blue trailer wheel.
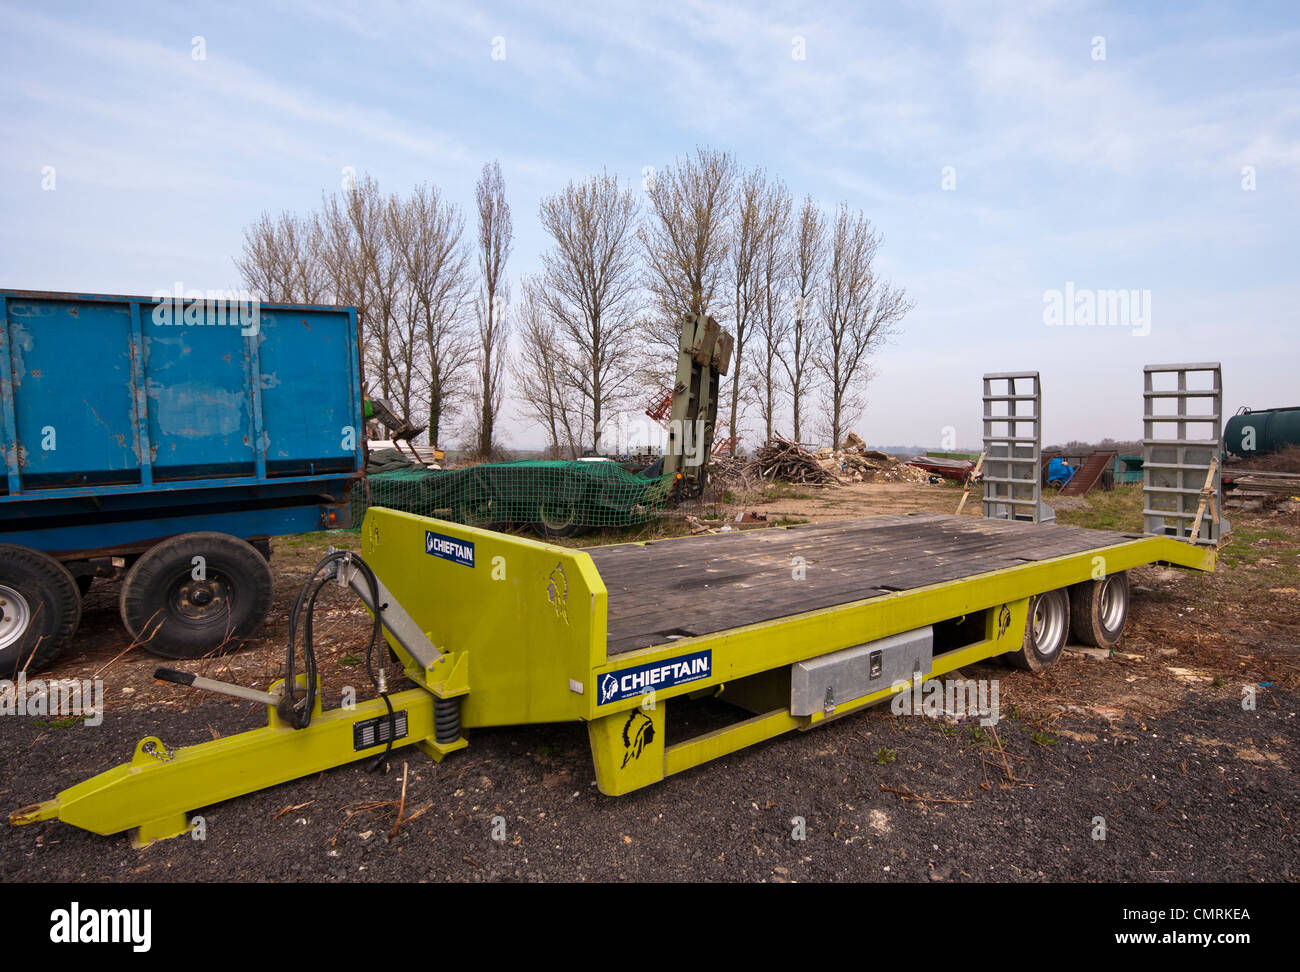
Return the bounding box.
[0,544,82,675]
[118,532,274,659]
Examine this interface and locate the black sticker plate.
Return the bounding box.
[352,710,409,752]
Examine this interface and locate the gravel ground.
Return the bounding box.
[2,486,1296,883]
[2,670,1294,882]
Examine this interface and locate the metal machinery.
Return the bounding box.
[660,313,732,496]
[0,291,364,671]
[1225,405,1300,459]
[357,313,731,537]
[7,345,1218,848]
[11,508,1214,846]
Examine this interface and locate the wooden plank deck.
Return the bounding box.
[587,513,1141,656]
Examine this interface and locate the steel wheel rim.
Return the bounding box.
[169,570,233,628]
[0,584,32,651]
[1032,594,1065,652]
[1099,576,1126,630]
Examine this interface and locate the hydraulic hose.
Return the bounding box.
[283,551,395,772]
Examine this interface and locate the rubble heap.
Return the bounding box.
[819,437,932,484]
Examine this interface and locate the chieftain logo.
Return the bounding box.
[424,530,474,568]
[621,710,655,768]
[597,650,712,705]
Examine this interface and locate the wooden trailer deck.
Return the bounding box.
[588,513,1145,656]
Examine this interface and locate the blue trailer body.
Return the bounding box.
[0,290,364,556]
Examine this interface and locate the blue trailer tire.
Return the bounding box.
[119,532,274,659]
[0,544,82,676]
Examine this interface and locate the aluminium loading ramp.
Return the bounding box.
[1143,362,1227,544]
[982,372,1053,523]
[1060,450,1119,497]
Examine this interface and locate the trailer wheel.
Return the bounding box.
[119,532,274,659]
[0,545,82,675]
[532,497,587,539]
[1069,572,1129,649]
[454,486,506,531]
[1010,588,1070,672]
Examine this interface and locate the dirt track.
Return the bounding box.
[2,483,1296,882]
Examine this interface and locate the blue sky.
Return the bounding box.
[2,0,1297,450]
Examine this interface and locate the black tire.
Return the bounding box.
[532,496,587,540]
[453,486,507,532]
[119,532,274,660]
[0,544,81,676]
[1009,588,1070,673]
[1069,572,1129,649]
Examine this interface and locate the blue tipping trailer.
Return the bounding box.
[0,290,364,673]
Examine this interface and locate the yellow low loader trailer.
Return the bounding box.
[11,508,1214,846]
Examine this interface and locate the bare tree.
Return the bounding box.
[640,146,737,369]
[316,176,399,401]
[235,211,328,304]
[814,205,914,448]
[396,183,474,448]
[778,196,827,444]
[472,161,512,457]
[720,168,769,454]
[743,178,793,444]
[511,277,588,458]
[242,174,474,446]
[538,171,642,450]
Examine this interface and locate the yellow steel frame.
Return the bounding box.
[10,677,439,847]
[9,508,1214,844]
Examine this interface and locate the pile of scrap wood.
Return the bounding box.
[752,435,842,484]
[707,453,762,491]
[747,433,936,486]
[820,443,932,484]
[1223,470,1300,511]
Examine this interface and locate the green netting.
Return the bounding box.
[352,459,675,537]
